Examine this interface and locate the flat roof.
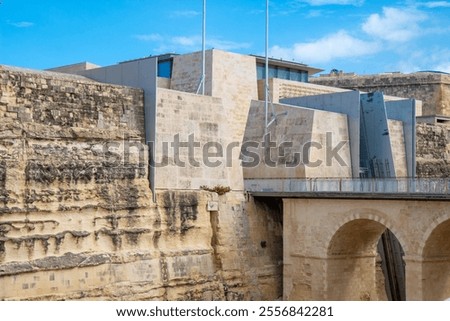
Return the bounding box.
[252,55,323,75]
[45,61,101,73]
[119,53,179,64]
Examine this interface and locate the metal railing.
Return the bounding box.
[244,178,450,196]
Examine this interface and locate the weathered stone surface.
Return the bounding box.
[0,252,111,276]
[416,123,450,177]
[0,65,283,301]
[0,160,5,187]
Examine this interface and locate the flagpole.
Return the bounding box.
[197,0,206,95]
[202,0,206,95]
[265,0,269,132]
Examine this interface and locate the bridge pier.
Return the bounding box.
[284,256,327,300]
[404,257,423,300]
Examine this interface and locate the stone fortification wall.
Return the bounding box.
[311,73,450,117]
[0,66,283,300]
[416,123,450,177]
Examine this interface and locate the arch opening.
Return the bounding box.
[327,219,405,301]
[423,219,450,301]
[376,229,405,301]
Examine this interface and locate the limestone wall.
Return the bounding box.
[388,119,408,178]
[171,51,212,95]
[257,78,349,103]
[0,65,283,300]
[416,123,450,177]
[243,100,352,179]
[171,50,259,189]
[311,73,450,116]
[155,89,231,190]
[0,66,158,299]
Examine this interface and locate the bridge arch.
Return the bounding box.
[326,216,405,300]
[421,213,450,300]
[325,210,408,254]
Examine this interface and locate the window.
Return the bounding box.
[289,69,308,82]
[158,60,172,78]
[256,63,308,82]
[257,63,265,80]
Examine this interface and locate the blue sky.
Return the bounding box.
[1,0,450,75]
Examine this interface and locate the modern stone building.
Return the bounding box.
[0,49,449,301]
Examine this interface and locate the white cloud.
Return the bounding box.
[9,21,34,28]
[392,48,450,73]
[208,39,251,51]
[134,33,163,42]
[362,7,427,42]
[434,62,450,73]
[418,1,450,8]
[306,9,325,18]
[430,49,450,72]
[268,30,380,64]
[298,0,364,5]
[171,36,251,50]
[172,36,201,47]
[396,61,421,73]
[144,34,251,52]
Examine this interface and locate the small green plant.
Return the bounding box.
[200,185,231,195]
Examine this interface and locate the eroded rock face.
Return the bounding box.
[0,67,283,301]
[416,123,450,177]
[160,191,199,233]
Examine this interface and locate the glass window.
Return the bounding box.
[289,70,301,81]
[268,66,278,78]
[158,60,172,78]
[277,67,289,80]
[255,62,309,82]
[290,70,308,82]
[257,63,265,79]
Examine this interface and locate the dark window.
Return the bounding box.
[257,63,265,80]
[277,67,290,79]
[158,60,172,78]
[256,63,308,82]
[289,69,308,82]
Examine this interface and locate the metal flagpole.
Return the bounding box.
[196,0,206,95]
[202,0,206,95]
[265,0,269,133]
[264,1,288,131]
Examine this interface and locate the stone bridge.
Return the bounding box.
[246,178,450,301]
